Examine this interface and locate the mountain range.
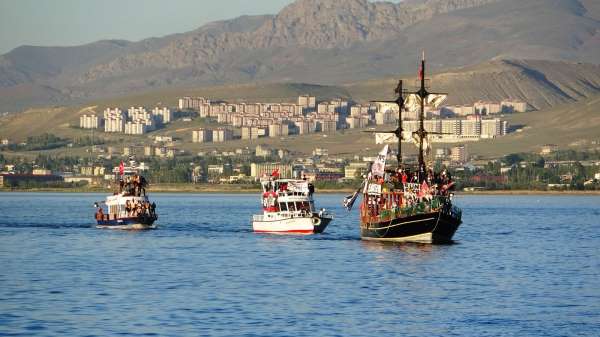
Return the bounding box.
[0,0,599,112]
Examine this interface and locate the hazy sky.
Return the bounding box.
[0,0,300,54]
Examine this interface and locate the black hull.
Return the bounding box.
[96,214,157,230]
[313,215,333,234]
[361,210,461,244]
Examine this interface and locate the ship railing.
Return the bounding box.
[360,193,449,223]
[278,210,312,218]
[277,191,308,198]
[254,210,312,222]
[98,213,122,221]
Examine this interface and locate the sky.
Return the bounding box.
[0,0,299,54]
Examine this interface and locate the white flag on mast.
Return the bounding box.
[371,145,389,177]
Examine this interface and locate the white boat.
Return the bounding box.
[252,178,333,234]
[94,160,158,230]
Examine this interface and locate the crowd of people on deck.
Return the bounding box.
[362,166,455,218]
[95,200,157,221]
[262,172,315,197]
[125,200,156,218]
[370,166,455,197]
[118,174,148,196]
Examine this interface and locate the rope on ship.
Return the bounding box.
[431,209,442,234]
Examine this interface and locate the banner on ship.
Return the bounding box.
[370,144,388,177]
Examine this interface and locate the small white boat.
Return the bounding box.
[252,178,333,234]
[94,160,158,230]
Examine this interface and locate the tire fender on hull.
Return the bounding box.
[312,217,321,227]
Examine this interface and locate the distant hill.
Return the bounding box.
[1,58,599,160]
[468,93,600,157]
[0,0,599,111]
[0,82,351,141]
[345,59,600,110]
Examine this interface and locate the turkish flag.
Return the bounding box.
[119,161,124,176]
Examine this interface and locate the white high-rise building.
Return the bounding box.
[450,145,468,163]
[298,95,316,109]
[179,97,210,110]
[213,128,233,143]
[124,121,146,135]
[460,118,481,137]
[192,129,212,143]
[152,107,171,124]
[80,114,100,129]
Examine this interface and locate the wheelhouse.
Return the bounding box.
[260,179,316,215]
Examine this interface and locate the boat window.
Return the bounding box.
[288,202,296,211]
[279,203,288,211]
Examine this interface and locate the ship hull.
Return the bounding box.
[96,215,157,230]
[361,211,460,244]
[253,214,332,235]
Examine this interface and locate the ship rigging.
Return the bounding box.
[344,53,462,243]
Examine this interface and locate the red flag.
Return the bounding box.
[271,168,280,178]
[119,161,124,176]
[418,180,430,198]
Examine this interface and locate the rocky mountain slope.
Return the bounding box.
[0,0,599,111]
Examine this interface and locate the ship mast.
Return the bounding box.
[394,80,405,167]
[417,52,427,181]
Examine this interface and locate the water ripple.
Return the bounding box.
[0,193,599,336]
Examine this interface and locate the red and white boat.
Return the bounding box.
[252,178,333,234]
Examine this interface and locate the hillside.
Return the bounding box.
[1,60,599,160]
[0,0,598,112]
[1,58,599,140]
[345,59,600,110]
[468,93,600,157]
[0,82,350,141]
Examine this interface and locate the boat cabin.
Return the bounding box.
[105,194,153,218]
[260,179,315,215]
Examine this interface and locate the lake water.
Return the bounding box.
[0,192,599,336]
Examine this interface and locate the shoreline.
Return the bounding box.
[1,186,599,195]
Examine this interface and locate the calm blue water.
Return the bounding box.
[0,192,599,337]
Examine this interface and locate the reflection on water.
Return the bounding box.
[361,240,436,254]
[1,193,600,336]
